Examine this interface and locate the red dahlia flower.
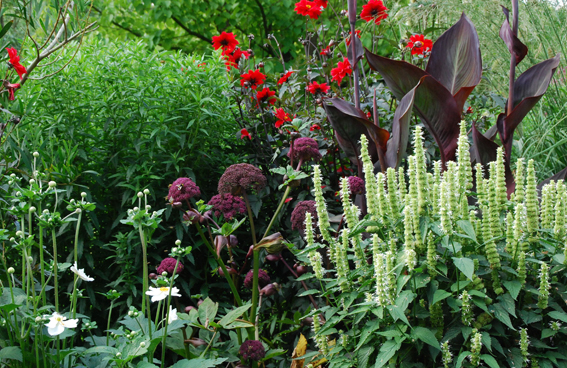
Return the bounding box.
[360,0,389,25]
[294,0,322,19]
[310,124,321,131]
[308,81,330,95]
[6,48,26,79]
[255,87,276,107]
[331,58,352,84]
[212,32,239,51]
[223,48,250,70]
[314,0,328,8]
[466,106,473,114]
[240,69,266,89]
[319,46,332,57]
[346,30,362,46]
[274,108,292,128]
[277,71,294,85]
[407,34,433,56]
[241,128,251,140]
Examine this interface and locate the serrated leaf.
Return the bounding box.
[358,346,375,368]
[432,290,452,305]
[374,339,403,368]
[503,280,522,300]
[169,358,227,368]
[548,311,567,323]
[452,257,475,281]
[481,354,500,368]
[491,303,515,330]
[456,351,472,368]
[412,326,441,350]
[456,220,477,243]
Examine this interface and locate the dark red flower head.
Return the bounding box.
[218,163,267,195]
[294,0,322,19]
[308,81,330,95]
[240,69,266,90]
[319,46,332,57]
[331,58,353,84]
[277,71,294,85]
[347,176,366,195]
[240,128,251,140]
[274,108,292,128]
[244,269,271,289]
[407,34,433,56]
[360,0,389,25]
[6,48,26,79]
[167,177,201,203]
[255,87,276,107]
[289,137,322,163]
[212,32,239,51]
[314,0,328,8]
[157,257,184,275]
[208,193,246,219]
[291,200,318,232]
[223,47,250,70]
[239,340,266,361]
[466,106,473,114]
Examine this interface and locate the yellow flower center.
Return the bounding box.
[306,4,311,8]
[159,287,169,292]
[56,317,62,322]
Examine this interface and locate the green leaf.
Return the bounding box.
[0,346,22,362]
[298,289,319,297]
[412,326,441,350]
[218,303,251,328]
[548,311,567,323]
[432,290,452,306]
[374,339,403,368]
[137,362,159,368]
[503,280,522,300]
[452,257,475,281]
[169,358,227,368]
[491,303,516,330]
[198,297,218,326]
[456,220,477,242]
[0,20,14,39]
[358,346,375,368]
[455,351,472,368]
[497,293,516,317]
[481,354,500,368]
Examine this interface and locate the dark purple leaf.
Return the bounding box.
[385,85,415,168]
[425,13,482,113]
[499,7,528,66]
[498,54,560,162]
[323,98,390,166]
[364,48,427,100]
[348,0,357,24]
[347,33,364,67]
[411,76,462,163]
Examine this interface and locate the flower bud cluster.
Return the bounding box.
[311,313,328,355]
[457,121,473,192]
[359,135,380,225]
[337,230,351,292]
[304,213,324,280]
[520,328,530,365]
[312,165,336,260]
[525,160,539,234]
[541,181,556,229]
[413,126,429,214]
[372,235,388,306]
[461,290,473,326]
[469,329,482,366]
[538,262,550,310]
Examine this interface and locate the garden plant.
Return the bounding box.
[0,0,566,367]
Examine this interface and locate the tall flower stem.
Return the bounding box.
[139,226,149,315]
[72,210,83,319]
[242,191,260,338]
[507,0,519,117]
[160,258,181,368]
[51,229,59,312]
[106,300,114,345]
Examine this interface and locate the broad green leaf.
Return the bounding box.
[432,290,452,306]
[0,346,22,362]
[358,346,375,368]
[198,297,218,327]
[503,280,522,300]
[218,303,251,328]
[497,293,516,317]
[548,311,567,323]
[169,358,227,368]
[374,339,403,368]
[481,354,500,368]
[452,257,475,281]
[137,363,159,368]
[412,327,441,350]
[491,303,515,330]
[456,220,477,242]
[455,351,472,368]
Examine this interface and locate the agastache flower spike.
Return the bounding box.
[514,158,526,203]
[441,341,453,368]
[385,248,396,302]
[413,126,429,214]
[426,232,437,277]
[517,251,527,286]
[553,194,566,240]
[525,159,539,234]
[538,262,550,310]
[461,290,473,326]
[360,135,380,227]
[457,121,473,191]
[488,163,502,237]
[520,328,530,365]
[514,202,527,255]
[312,165,336,256]
[305,213,324,279]
[439,180,452,235]
[469,329,482,366]
[540,182,555,229]
[495,148,507,209]
[398,166,407,204]
[312,313,329,355]
[376,172,388,223]
[386,168,400,220]
[475,163,486,208]
[404,208,417,272]
[372,235,388,306]
[407,156,418,214]
[337,230,351,292]
[340,178,364,266]
[505,211,515,254]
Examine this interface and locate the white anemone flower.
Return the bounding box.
[168,306,178,325]
[45,312,79,336]
[70,262,94,282]
[145,286,181,303]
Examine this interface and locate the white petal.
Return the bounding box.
[62,319,79,329]
[150,293,167,303]
[48,323,65,336]
[168,307,178,324]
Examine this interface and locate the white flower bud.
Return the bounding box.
[48,181,56,188]
[27,256,33,263]
[161,271,168,276]
[112,290,117,293]
[9,237,15,242]
[35,316,42,323]
[29,206,36,213]
[29,179,36,184]
[128,311,133,316]
[10,173,16,178]
[75,208,82,214]
[145,205,151,210]
[175,240,181,246]
[133,207,139,211]
[15,231,23,237]
[81,192,87,198]
[116,352,121,357]
[140,341,146,348]
[143,189,150,195]
[33,151,39,157]
[7,267,15,274]
[137,192,143,198]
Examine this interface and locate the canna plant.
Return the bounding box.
[296,123,567,368]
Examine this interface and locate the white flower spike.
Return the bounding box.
[70,262,94,282]
[145,286,181,303]
[45,312,78,336]
[168,306,178,324]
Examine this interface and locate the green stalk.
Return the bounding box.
[52,229,59,312]
[160,258,181,368]
[139,226,149,315]
[106,300,114,346]
[38,223,46,305]
[72,210,83,319]
[242,192,259,339]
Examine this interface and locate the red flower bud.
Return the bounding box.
[185,306,196,313]
[265,254,282,262]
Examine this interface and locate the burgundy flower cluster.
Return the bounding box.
[208,193,246,219]
[218,163,267,195]
[167,177,201,203]
[291,200,318,232]
[157,257,184,275]
[288,137,322,163]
